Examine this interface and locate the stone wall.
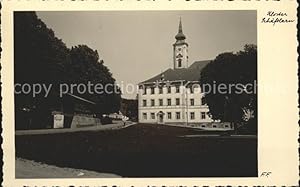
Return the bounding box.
[70,115,101,128]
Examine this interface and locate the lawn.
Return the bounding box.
[15,124,257,177]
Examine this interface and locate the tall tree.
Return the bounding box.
[120,98,138,121]
[67,45,121,114]
[14,11,70,129]
[14,12,121,129]
[14,12,70,85]
[200,44,257,133]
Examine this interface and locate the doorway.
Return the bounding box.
[157,111,164,124]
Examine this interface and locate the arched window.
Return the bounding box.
[178,59,182,67]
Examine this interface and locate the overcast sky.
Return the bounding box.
[37,11,257,99]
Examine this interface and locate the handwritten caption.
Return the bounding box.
[262,11,295,26]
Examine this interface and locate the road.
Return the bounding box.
[16,123,257,178]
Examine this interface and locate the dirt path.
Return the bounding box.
[16,158,121,178]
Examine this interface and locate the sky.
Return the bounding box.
[37,11,257,99]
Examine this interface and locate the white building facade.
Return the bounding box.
[138,82,212,125]
[138,19,230,129]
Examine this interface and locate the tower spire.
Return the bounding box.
[178,17,183,34]
[173,17,188,69]
[175,17,186,40]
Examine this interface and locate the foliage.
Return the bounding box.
[120,98,138,121]
[200,44,257,133]
[67,45,121,114]
[14,12,121,129]
[14,12,70,108]
[14,12,71,129]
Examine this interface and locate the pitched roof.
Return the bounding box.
[140,60,211,84]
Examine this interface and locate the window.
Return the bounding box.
[176,112,181,119]
[143,87,147,95]
[167,99,171,106]
[167,112,172,119]
[151,87,155,94]
[143,99,147,107]
[176,98,180,105]
[190,87,194,94]
[151,113,155,119]
[201,97,205,105]
[201,125,206,128]
[159,99,163,106]
[167,86,171,93]
[176,86,180,93]
[190,99,194,106]
[190,112,195,120]
[224,125,229,128]
[178,59,182,67]
[201,112,206,119]
[213,125,217,128]
[143,113,147,120]
[159,87,163,94]
[151,99,155,106]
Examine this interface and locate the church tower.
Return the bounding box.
[173,18,189,69]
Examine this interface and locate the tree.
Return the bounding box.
[67,45,121,114]
[120,98,138,121]
[14,11,70,129]
[200,44,257,133]
[14,12,121,129]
